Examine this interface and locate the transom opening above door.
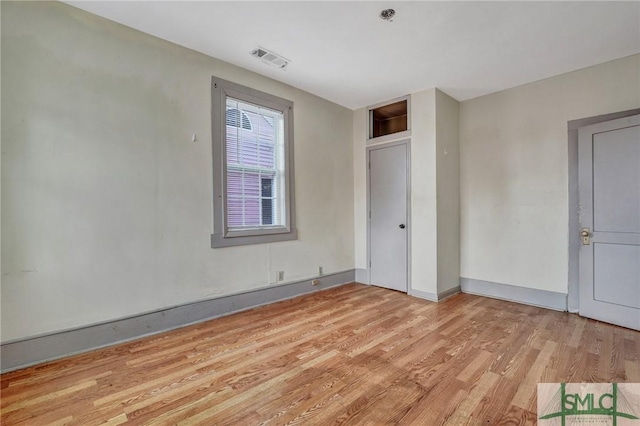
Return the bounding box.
[367,95,411,144]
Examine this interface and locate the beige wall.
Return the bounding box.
[435,90,460,294]
[4,2,639,343]
[1,1,354,341]
[409,89,439,294]
[460,54,640,293]
[352,108,368,272]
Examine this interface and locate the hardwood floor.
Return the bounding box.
[2,283,639,425]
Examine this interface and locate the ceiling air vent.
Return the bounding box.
[251,47,290,70]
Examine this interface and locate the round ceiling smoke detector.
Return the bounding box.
[380,8,395,21]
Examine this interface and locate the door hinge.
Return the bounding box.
[369,260,371,267]
[368,161,371,170]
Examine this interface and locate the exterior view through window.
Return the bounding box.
[225,99,284,229]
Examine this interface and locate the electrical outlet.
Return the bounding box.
[312,279,320,286]
[318,266,324,276]
[277,271,285,282]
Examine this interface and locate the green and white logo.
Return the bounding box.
[538,383,640,425]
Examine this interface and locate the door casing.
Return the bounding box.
[567,108,640,313]
[577,114,640,330]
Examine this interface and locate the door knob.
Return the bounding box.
[581,228,590,245]
[399,224,405,229]
[580,230,589,237]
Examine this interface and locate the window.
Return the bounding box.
[211,77,296,247]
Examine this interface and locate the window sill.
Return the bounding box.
[211,228,298,248]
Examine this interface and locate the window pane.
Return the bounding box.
[243,172,260,198]
[243,198,260,226]
[258,115,276,169]
[226,108,252,130]
[261,178,272,198]
[227,170,243,197]
[241,139,258,167]
[261,177,273,225]
[227,197,244,227]
[262,199,273,225]
[226,132,238,165]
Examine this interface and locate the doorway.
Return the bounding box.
[367,140,410,292]
[577,114,639,330]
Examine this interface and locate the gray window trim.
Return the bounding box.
[211,77,297,248]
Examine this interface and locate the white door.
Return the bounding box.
[368,142,409,292]
[578,114,640,330]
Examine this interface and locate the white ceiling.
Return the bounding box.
[64,1,640,110]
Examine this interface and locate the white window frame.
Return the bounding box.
[211,77,297,248]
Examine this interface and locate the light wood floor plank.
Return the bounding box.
[2,283,639,425]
